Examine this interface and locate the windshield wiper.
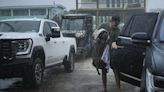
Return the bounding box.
[0,22,16,32]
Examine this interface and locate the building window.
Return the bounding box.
[30,9,46,16]
[128,0,133,4]
[117,0,121,7]
[112,0,115,7]
[91,0,96,2]
[135,0,140,3]
[13,9,28,16]
[0,10,11,16]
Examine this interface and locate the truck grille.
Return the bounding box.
[0,40,17,63]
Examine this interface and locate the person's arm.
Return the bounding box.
[111,29,120,49]
[113,29,120,42]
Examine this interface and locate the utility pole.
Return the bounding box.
[144,0,146,8]
[107,0,109,7]
[96,0,99,28]
[123,0,125,22]
[76,0,78,13]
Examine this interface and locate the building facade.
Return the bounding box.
[0,0,65,20]
[80,0,145,9]
[78,0,145,26]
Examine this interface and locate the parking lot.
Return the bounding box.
[0,58,139,92]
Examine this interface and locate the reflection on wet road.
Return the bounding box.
[0,58,139,92]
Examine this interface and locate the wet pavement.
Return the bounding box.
[0,58,139,92]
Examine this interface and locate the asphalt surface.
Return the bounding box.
[0,58,139,92]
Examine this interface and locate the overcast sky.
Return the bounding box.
[55,0,78,10]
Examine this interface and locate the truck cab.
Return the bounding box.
[61,14,93,57]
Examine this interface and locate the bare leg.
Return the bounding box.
[113,69,121,92]
[102,69,107,92]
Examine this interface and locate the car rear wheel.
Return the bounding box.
[64,51,75,73]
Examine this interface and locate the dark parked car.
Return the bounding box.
[111,11,164,92]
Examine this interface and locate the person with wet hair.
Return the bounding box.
[92,23,110,92]
[92,15,121,92]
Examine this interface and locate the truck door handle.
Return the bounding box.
[54,41,57,43]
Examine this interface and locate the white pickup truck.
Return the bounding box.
[0,18,77,87]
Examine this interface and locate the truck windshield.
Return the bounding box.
[61,19,84,31]
[0,21,40,32]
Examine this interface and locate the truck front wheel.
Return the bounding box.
[23,57,44,87]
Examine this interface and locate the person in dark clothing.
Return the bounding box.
[103,16,121,92]
[92,24,110,92]
[109,16,121,92]
[94,15,121,92]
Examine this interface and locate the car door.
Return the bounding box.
[49,22,65,61]
[43,22,54,65]
[114,13,158,86]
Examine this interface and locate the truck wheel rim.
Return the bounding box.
[35,63,42,83]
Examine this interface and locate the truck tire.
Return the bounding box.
[23,57,44,87]
[64,51,75,73]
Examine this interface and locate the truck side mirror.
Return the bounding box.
[51,27,61,38]
[51,27,60,31]
[51,31,61,38]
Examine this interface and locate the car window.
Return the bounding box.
[129,14,158,37]
[159,13,164,42]
[121,16,134,37]
[121,14,158,37]
[61,19,84,30]
[0,21,40,32]
[43,22,52,36]
[49,22,57,28]
[0,22,14,32]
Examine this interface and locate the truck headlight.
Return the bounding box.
[16,39,32,55]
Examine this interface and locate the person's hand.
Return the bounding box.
[111,42,118,49]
